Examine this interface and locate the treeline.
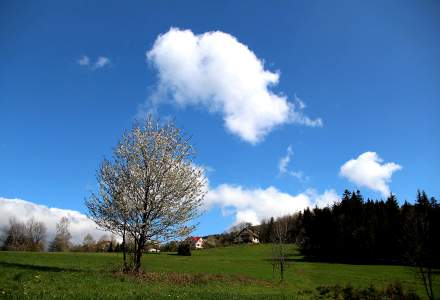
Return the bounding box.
[1,216,120,253]
[257,190,440,265]
[161,223,255,251]
[70,234,121,253]
[1,218,46,251]
[161,233,238,251]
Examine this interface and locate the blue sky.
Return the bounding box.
[1,0,439,238]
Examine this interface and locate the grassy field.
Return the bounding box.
[0,244,437,299]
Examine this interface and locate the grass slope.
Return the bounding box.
[0,244,437,299]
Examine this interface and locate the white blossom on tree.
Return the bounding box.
[86,116,206,272]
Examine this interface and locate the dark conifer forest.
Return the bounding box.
[257,190,439,266]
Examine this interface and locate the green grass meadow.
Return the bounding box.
[0,244,437,299]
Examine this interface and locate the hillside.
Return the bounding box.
[0,244,437,299]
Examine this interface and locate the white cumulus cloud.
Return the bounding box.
[146,28,322,144]
[340,152,402,197]
[204,184,339,225]
[0,197,109,245]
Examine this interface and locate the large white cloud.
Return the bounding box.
[340,152,402,197]
[0,197,109,245]
[204,184,339,225]
[146,28,322,144]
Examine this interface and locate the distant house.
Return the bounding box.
[147,248,160,253]
[234,227,260,244]
[189,237,204,249]
[145,241,161,253]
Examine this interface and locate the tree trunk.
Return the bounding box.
[133,237,145,273]
[122,225,127,271]
[134,242,143,273]
[426,267,434,300]
[280,257,284,282]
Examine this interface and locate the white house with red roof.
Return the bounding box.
[190,236,204,249]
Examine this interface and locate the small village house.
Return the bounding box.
[145,241,161,253]
[147,248,160,253]
[189,236,204,249]
[234,227,260,244]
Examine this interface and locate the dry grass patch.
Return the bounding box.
[114,271,271,286]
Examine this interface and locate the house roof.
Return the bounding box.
[191,236,202,241]
[236,227,259,238]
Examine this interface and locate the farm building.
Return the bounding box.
[189,237,204,249]
[234,227,260,244]
[145,241,161,253]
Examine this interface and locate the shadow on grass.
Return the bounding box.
[0,261,80,272]
[264,256,422,267]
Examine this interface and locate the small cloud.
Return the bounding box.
[290,170,309,183]
[340,151,402,197]
[278,145,293,175]
[93,56,111,70]
[77,55,111,70]
[78,55,90,66]
[278,145,309,183]
[200,165,215,173]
